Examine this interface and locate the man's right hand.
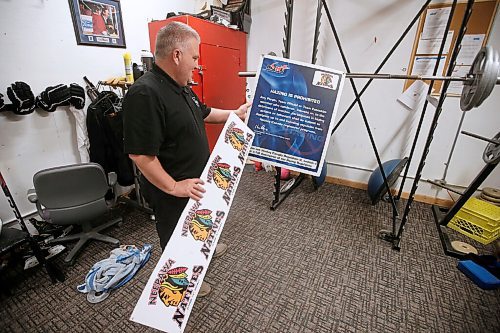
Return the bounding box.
[171,178,206,201]
[128,154,206,201]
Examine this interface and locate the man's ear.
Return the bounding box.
[173,49,181,65]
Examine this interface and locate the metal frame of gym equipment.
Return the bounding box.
[270,0,435,212]
[388,0,478,250]
[432,130,499,258]
[269,0,306,211]
[252,0,499,251]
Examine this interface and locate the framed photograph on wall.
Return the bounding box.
[68,0,126,48]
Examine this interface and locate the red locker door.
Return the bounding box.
[200,44,245,151]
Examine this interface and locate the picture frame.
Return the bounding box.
[68,0,126,48]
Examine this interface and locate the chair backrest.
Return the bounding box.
[33,163,110,225]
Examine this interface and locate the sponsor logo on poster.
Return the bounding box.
[265,62,289,75]
[312,71,339,90]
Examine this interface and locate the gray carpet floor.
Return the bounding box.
[1,170,499,333]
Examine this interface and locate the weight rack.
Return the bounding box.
[243,0,500,251]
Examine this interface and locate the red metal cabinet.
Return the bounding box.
[148,16,247,151]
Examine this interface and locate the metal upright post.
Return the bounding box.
[311,0,322,65]
[394,0,476,250]
[321,0,399,221]
[396,0,458,201]
[271,0,295,210]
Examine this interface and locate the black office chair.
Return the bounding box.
[28,163,121,265]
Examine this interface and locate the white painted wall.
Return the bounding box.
[0,0,196,223]
[247,0,500,201]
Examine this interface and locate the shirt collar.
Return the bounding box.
[152,63,184,94]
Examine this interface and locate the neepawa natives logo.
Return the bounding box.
[225,121,245,151]
[207,155,241,205]
[207,156,232,190]
[151,264,204,328]
[170,266,204,328]
[224,122,254,164]
[182,204,226,259]
[148,258,176,305]
[158,267,189,308]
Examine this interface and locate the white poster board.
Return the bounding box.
[130,113,254,332]
[246,56,345,176]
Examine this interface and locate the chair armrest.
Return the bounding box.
[27,189,38,203]
[108,172,118,187]
[27,189,47,220]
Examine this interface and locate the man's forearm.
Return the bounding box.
[204,108,232,123]
[129,154,176,194]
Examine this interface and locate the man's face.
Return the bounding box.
[177,37,200,86]
[102,9,108,17]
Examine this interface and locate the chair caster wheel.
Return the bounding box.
[117,221,123,227]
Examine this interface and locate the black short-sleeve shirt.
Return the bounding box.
[123,64,211,181]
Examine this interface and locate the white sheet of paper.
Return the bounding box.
[421,7,451,39]
[417,31,454,54]
[456,34,485,66]
[398,80,430,110]
[130,113,255,333]
[447,65,471,95]
[412,56,446,76]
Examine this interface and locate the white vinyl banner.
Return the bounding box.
[130,113,255,332]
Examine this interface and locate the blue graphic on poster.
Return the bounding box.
[247,56,345,176]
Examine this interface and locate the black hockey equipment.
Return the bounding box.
[6,81,36,115]
[69,83,86,109]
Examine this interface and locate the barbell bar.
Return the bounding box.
[240,46,500,112]
[238,71,496,83]
[461,130,500,165]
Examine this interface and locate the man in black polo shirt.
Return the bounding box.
[123,22,250,296]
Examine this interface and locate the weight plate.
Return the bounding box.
[460,46,499,111]
[480,193,500,204]
[451,241,478,255]
[483,187,500,199]
[460,49,487,111]
[476,49,499,108]
[483,131,500,164]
